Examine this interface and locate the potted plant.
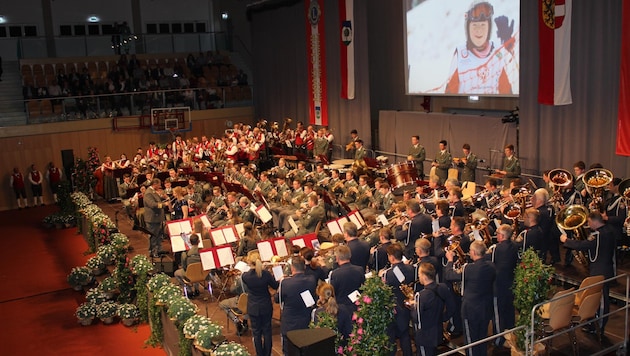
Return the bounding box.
[110,233,130,251]
[130,254,153,276]
[67,266,92,290]
[60,213,76,228]
[86,255,106,276]
[213,342,250,356]
[118,303,140,326]
[131,254,154,323]
[147,273,172,293]
[42,214,55,228]
[167,296,197,323]
[154,284,182,306]
[85,287,109,305]
[96,244,117,265]
[193,322,223,353]
[341,276,396,356]
[75,302,97,326]
[98,276,118,299]
[96,301,118,324]
[507,248,555,354]
[183,314,213,339]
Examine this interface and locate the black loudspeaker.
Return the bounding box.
[286,328,336,356]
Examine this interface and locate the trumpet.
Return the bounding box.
[345,141,355,151]
[400,281,418,308]
[445,236,468,272]
[618,179,630,236]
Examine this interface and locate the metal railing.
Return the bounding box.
[1,86,253,125]
[436,274,629,355]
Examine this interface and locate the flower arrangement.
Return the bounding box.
[96,244,117,265]
[341,276,396,356]
[183,315,213,339]
[114,253,134,304]
[96,301,118,321]
[511,248,555,351]
[86,255,106,275]
[99,276,118,293]
[67,266,92,288]
[72,192,92,210]
[167,296,197,323]
[118,303,140,319]
[55,180,74,213]
[110,233,130,250]
[154,284,182,306]
[75,302,97,320]
[132,254,153,323]
[147,273,172,293]
[194,322,223,351]
[213,342,250,356]
[130,254,154,275]
[86,287,109,305]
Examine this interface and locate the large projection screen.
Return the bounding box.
[405,0,520,97]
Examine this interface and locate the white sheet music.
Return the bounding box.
[274,239,288,257]
[272,265,284,281]
[300,290,315,307]
[348,290,361,303]
[312,240,320,251]
[211,229,227,246]
[472,229,482,241]
[348,211,364,229]
[216,247,235,267]
[235,223,245,237]
[170,235,187,253]
[327,220,343,236]
[292,238,306,248]
[377,214,389,226]
[256,205,273,223]
[200,250,216,270]
[257,241,274,261]
[199,215,212,229]
[432,219,440,233]
[393,266,405,283]
[223,227,238,243]
[234,260,250,273]
[288,216,299,234]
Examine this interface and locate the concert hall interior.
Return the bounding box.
[0,0,629,356]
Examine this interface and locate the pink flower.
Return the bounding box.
[337,346,343,354]
[348,346,353,351]
[352,313,357,321]
[357,317,363,324]
[357,328,363,335]
[362,296,372,304]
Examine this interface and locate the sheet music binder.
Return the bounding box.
[289,233,319,249]
[209,225,239,246]
[257,237,289,261]
[199,245,235,270]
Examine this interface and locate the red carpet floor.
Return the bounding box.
[0,206,164,356]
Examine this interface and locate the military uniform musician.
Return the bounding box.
[496,144,521,184]
[408,135,426,179]
[459,143,478,183]
[432,140,452,185]
[444,240,496,356]
[144,178,168,257]
[383,243,416,356]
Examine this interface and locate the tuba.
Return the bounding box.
[445,236,467,295]
[618,178,630,236]
[556,204,589,265]
[548,168,573,210]
[584,168,613,212]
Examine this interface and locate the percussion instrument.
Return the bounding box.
[386,161,418,195]
[332,159,355,166]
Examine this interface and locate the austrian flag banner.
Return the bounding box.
[306,0,328,126]
[538,0,572,106]
[339,0,355,100]
[617,0,630,156]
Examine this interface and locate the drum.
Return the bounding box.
[386,162,418,195]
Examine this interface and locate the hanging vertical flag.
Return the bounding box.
[339,0,355,100]
[617,0,630,156]
[538,0,572,106]
[306,0,328,126]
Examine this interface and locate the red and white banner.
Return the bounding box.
[538,0,572,106]
[306,0,328,126]
[617,0,630,156]
[339,0,355,100]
